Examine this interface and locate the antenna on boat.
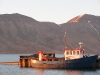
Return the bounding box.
[79,42,83,48]
[64,30,74,49]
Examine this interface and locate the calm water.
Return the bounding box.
[0,54,100,75]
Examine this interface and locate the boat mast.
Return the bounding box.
[64,30,74,49]
[64,30,67,49]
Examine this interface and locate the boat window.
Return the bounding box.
[73,51,75,55]
[67,51,69,55]
[70,51,72,55]
[77,51,79,55]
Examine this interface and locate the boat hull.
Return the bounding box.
[31,55,98,69]
[65,55,98,69]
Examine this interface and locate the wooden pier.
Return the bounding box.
[20,56,31,67]
[0,62,19,65]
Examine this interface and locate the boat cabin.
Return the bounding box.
[64,42,84,60]
[64,48,84,60]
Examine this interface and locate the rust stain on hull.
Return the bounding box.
[33,64,65,69]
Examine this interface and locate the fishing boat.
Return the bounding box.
[31,30,98,69]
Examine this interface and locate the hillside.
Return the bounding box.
[60,14,100,53]
[0,13,62,53]
[0,13,100,54]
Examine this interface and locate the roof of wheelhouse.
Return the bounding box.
[64,48,84,52]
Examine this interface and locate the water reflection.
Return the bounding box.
[0,64,100,75]
[64,70,82,75]
[31,68,82,75]
[37,69,45,75]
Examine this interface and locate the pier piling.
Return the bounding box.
[20,56,31,67]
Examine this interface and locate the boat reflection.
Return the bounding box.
[36,69,45,75]
[64,70,82,75]
[35,69,82,75]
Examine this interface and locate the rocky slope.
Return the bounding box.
[0,13,100,54]
[60,14,100,53]
[0,13,62,53]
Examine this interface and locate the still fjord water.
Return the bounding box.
[0,54,100,75]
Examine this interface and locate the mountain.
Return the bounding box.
[60,14,100,53]
[0,13,100,54]
[0,13,62,53]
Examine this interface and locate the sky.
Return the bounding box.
[0,0,100,24]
